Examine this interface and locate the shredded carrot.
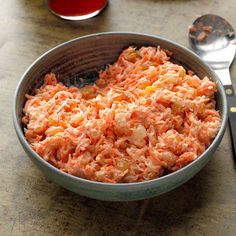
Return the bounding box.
[23,46,221,183]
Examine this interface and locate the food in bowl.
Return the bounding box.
[22,46,221,183]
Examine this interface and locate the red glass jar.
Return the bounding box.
[47,0,108,20]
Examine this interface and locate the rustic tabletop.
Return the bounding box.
[1,0,236,235]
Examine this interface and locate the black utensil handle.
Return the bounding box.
[224,85,236,163]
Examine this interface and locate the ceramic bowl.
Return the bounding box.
[13,32,227,201]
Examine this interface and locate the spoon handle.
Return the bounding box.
[224,85,236,163]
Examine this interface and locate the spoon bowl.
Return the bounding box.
[189,14,236,84]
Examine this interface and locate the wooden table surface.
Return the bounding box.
[1,0,236,235]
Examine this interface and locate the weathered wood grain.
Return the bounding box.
[0,0,236,235]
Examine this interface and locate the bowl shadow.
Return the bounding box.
[28,159,216,236]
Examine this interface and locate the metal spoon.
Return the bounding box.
[188,14,236,162]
